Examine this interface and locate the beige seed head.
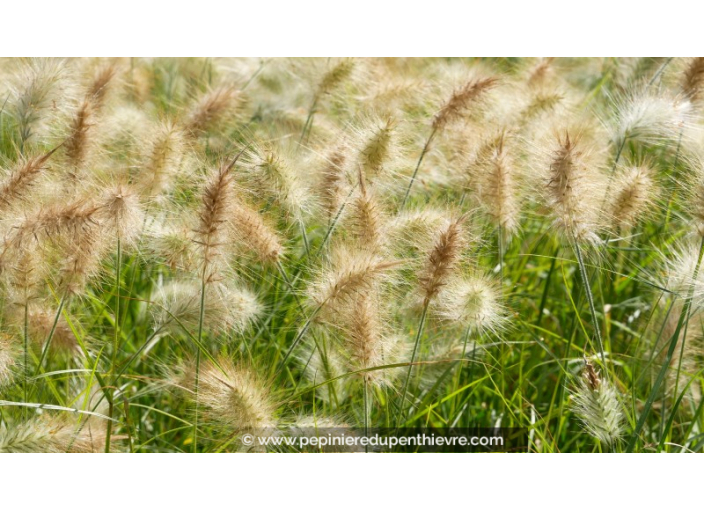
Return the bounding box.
[194,160,238,278]
[136,121,186,198]
[230,200,284,264]
[435,274,506,335]
[308,246,399,317]
[0,336,18,388]
[98,184,145,246]
[186,357,278,434]
[433,77,498,131]
[318,143,349,221]
[542,131,602,245]
[467,130,521,236]
[419,215,467,305]
[0,147,58,214]
[571,360,624,448]
[608,165,657,231]
[182,84,241,137]
[682,57,704,106]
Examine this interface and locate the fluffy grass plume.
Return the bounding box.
[3,57,704,453]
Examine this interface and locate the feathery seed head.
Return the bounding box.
[317,143,351,222]
[244,144,310,220]
[387,208,451,254]
[607,165,657,231]
[145,215,197,271]
[136,121,186,198]
[57,226,110,296]
[432,77,498,131]
[571,359,624,448]
[316,59,355,98]
[0,415,108,453]
[466,130,521,236]
[151,279,261,337]
[345,169,386,252]
[230,200,284,264]
[419,215,467,305]
[1,197,108,295]
[9,58,64,148]
[19,199,103,243]
[0,336,18,388]
[339,294,407,387]
[194,160,238,276]
[182,84,241,138]
[612,91,691,147]
[1,246,44,306]
[541,131,603,245]
[526,58,556,89]
[84,62,118,110]
[317,143,350,221]
[0,148,58,214]
[62,65,116,172]
[660,242,704,304]
[520,91,567,126]
[186,357,278,434]
[26,305,79,354]
[63,99,94,170]
[308,246,398,317]
[98,184,144,245]
[682,57,704,106]
[151,280,202,336]
[356,116,396,179]
[434,274,506,335]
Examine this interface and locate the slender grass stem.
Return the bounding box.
[193,274,208,453]
[23,301,28,418]
[104,400,114,453]
[277,305,322,372]
[453,324,473,414]
[536,247,560,325]
[397,302,429,427]
[299,219,311,258]
[610,138,625,176]
[275,260,305,311]
[298,98,318,148]
[363,377,370,453]
[34,295,66,376]
[105,237,121,453]
[647,57,673,87]
[315,184,358,258]
[273,259,316,369]
[122,397,134,453]
[112,238,122,367]
[401,128,436,210]
[498,226,507,398]
[242,60,266,91]
[498,226,505,286]
[573,241,607,371]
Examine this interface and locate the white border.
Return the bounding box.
[0,454,699,507]
[0,1,700,56]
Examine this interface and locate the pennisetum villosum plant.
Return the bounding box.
[3,57,704,453]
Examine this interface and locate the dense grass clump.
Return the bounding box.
[1,57,703,452]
